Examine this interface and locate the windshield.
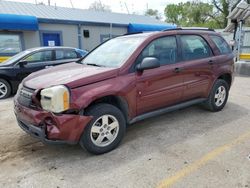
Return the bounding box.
[81,36,146,68]
[1,50,31,65]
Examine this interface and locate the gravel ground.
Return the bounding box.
[0,76,250,188]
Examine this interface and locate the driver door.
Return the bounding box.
[135,36,185,115]
[16,50,54,81]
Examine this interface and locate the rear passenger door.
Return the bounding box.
[136,36,185,115]
[179,35,215,101]
[53,49,79,66]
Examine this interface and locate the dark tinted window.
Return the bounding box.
[23,51,53,63]
[180,35,211,61]
[55,49,78,60]
[210,35,232,54]
[138,36,177,66]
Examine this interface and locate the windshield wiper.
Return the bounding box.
[85,63,105,67]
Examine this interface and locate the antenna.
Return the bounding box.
[69,0,74,8]
[124,2,130,14]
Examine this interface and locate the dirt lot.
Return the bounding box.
[0,76,250,188]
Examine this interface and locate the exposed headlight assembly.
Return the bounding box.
[40,85,70,113]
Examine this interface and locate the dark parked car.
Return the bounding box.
[0,47,87,99]
[14,28,234,154]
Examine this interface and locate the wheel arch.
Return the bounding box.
[0,76,12,92]
[84,95,130,123]
[217,73,232,88]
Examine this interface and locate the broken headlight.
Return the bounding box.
[40,85,70,113]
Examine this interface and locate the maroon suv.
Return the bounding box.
[14,29,234,154]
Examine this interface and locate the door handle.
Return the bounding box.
[208,60,214,65]
[174,67,184,73]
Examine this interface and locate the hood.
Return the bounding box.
[0,63,11,68]
[23,63,118,89]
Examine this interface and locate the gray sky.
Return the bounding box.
[6,0,208,16]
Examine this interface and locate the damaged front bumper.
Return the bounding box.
[14,98,92,145]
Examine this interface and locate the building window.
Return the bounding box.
[100,34,120,43]
[0,34,22,56]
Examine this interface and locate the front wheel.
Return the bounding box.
[0,79,11,99]
[203,79,229,112]
[79,103,126,154]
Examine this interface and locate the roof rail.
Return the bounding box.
[123,32,143,36]
[163,27,215,32]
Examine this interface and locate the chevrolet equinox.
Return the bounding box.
[14,28,234,154]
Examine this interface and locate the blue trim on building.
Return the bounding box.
[0,14,38,31]
[128,23,176,33]
[38,18,128,28]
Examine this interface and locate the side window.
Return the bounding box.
[55,49,78,60]
[137,36,177,66]
[210,35,232,54]
[23,51,52,63]
[180,35,212,61]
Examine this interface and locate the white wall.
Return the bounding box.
[22,23,128,51]
[22,31,40,49]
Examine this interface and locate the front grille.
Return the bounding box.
[17,86,35,107]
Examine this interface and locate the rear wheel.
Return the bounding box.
[203,79,229,112]
[0,79,11,99]
[79,103,126,154]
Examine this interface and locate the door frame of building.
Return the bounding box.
[39,30,63,47]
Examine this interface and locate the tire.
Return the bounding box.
[0,79,11,99]
[203,79,229,112]
[79,103,126,154]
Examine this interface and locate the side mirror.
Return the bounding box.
[136,57,160,72]
[19,60,28,67]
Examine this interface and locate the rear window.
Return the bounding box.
[210,35,232,54]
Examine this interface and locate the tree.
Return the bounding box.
[164,4,182,24]
[211,0,250,27]
[165,1,217,27]
[145,9,162,20]
[89,1,111,12]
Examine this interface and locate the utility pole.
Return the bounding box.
[48,0,50,6]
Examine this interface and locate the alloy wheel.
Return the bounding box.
[0,81,8,99]
[214,86,226,107]
[90,115,119,147]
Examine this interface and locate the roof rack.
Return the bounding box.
[163,27,215,32]
[123,32,143,36]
